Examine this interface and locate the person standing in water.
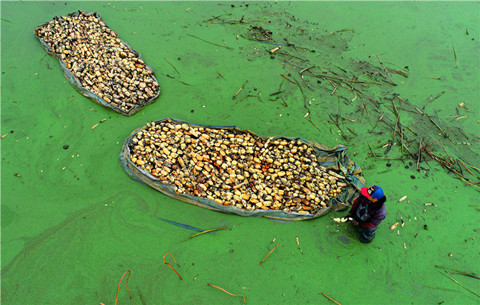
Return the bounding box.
[346,185,387,243]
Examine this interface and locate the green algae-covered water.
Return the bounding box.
[2,1,479,304]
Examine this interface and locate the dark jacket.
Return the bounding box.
[347,194,387,229]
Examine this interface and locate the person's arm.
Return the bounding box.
[346,197,361,226]
[346,197,360,218]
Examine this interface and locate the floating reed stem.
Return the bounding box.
[163,253,182,280]
[319,292,341,305]
[208,283,247,304]
[416,138,423,171]
[452,44,458,67]
[115,270,132,305]
[415,107,455,145]
[437,270,480,298]
[259,243,279,265]
[279,59,294,89]
[435,265,480,280]
[183,225,238,242]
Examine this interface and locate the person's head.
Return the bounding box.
[361,185,384,202]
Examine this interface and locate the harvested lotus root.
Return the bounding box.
[35,10,159,115]
[127,120,349,215]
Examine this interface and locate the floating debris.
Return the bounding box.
[390,222,399,230]
[296,236,303,254]
[435,265,480,280]
[182,225,238,242]
[319,292,342,305]
[259,243,279,265]
[104,270,131,305]
[155,216,205,232]
[163,253,182,280]
[208,283,246,304]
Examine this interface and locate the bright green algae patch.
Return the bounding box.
[2,1,479,304]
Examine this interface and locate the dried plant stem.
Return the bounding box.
[435,265,480,280]
[437,270,480,298]
[457,159,476,176]
[416,138,423,171]
[115,270,132,305]
[319,292,342,305]
[280,74,296,84]
[165,58,180,74]
[452,44,458,67]
[259,243,279,265]
[187,34,233,49]
[423,148,479,189]
[367,143,378,159]
[415,107,455,145]
[423,285,459,292]
[208,283,247,304]
[392,114,399,146]
[279,60,294,89]
[163,253,182,280]
[346,127,357,136]
[372,53,395,85]
[183,225,237,241]
[427,91,445,104]
[330,81,339,95]
[300,65,315,74]
[305,116,322,133]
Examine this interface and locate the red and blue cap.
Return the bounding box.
[361,185,384,199]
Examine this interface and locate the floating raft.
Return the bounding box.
[120,118,365,220]
[34,10,160,116]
